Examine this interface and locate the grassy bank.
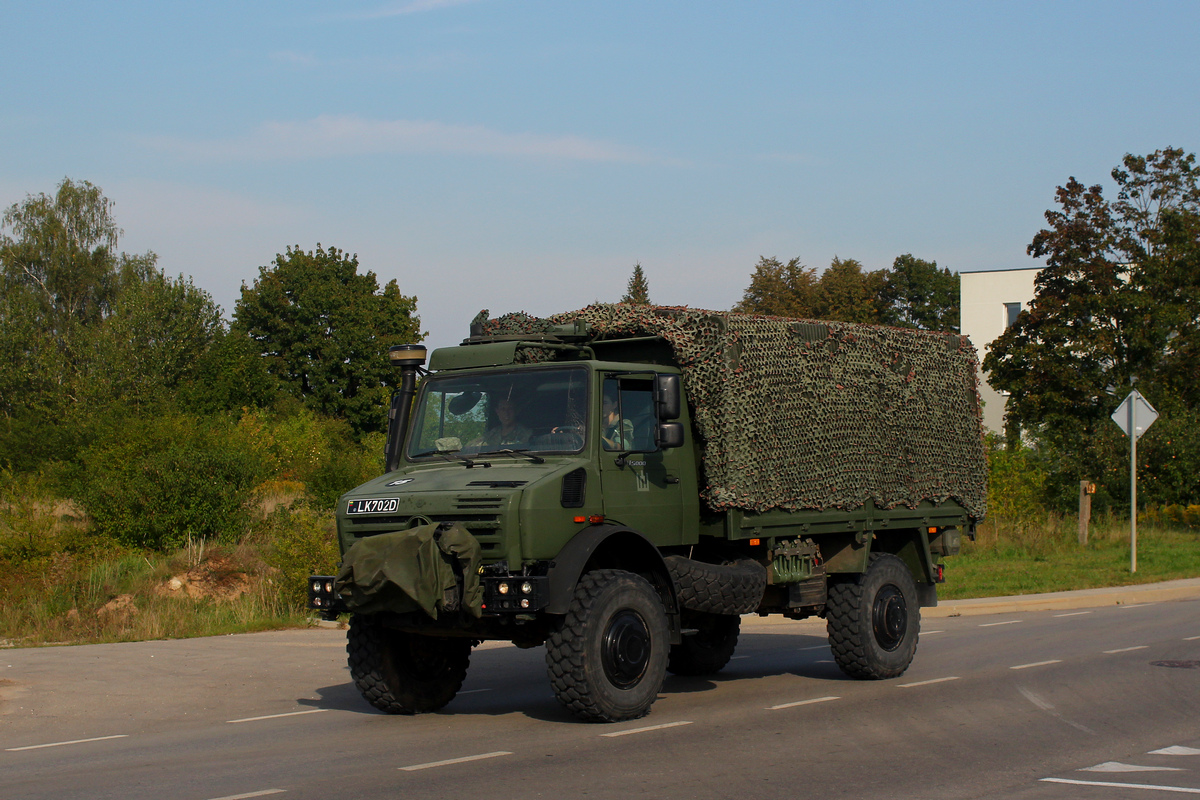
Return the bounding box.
[942,513,1200,599]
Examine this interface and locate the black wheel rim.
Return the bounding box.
[601,609,652,689]
[871,584,907,652]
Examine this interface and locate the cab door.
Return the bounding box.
[597,374,686,546]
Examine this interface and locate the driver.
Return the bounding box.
[470,396,531,449]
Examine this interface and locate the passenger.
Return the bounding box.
[470,396,531,449]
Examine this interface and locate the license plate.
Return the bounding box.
[346,497,399,514]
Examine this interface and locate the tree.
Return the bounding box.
[233,245,422,436]
[621,263,651,305]
[879,255,960,332]
[812,257,886,324]
[734,256,818,317]
[984,148,1200,507]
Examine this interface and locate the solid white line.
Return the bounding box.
[206,791,286,800]
[1041,777,1200,794]
[400,752,513,771]
[1184,635,1200,641]
[5,734,129,751]
[1010,659,1063,670]
[899,676,960,688]
[1105,645,1150,654]
[1054,611,1093,618]
[769,695,840,710]
[227,709,328,724]
[980,620,1022,627]
[600,721,694,738]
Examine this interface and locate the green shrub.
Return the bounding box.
[74,413,266,549]
[258,506,340,608]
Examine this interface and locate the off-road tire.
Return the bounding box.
[545,569,670,722]
[347,615,472,714]
[665,555,766,616]
[667,611,740,676]
[826,553,919,680]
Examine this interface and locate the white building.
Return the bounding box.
[959,267,1041,434]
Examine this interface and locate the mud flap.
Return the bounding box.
[335,522,484,618]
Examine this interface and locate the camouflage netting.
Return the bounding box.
[472,304,988,518]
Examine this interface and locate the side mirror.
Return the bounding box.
[654,374,681,421]
[656,422,684,450]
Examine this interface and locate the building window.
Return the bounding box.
[1004,302,1022,328]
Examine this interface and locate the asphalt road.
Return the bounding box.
[2,593,1199,800]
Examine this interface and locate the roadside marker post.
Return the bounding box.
[1110,390,1158,573]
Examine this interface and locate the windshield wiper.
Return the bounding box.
[410,450,490,468]
[477,449,546,464]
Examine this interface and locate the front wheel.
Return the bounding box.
[826,553,919,680]
[347,615,472,714]
[545,569,670,722]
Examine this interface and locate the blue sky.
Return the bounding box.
[3,1,1198,350]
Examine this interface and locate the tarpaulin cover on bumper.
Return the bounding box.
[335,523,484,618]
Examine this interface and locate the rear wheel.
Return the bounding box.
[667,611,740,676]
[347,615,472,714]
[545,569,670,722]
[826,553,919,680]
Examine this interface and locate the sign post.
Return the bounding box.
[1110,390,1158,573]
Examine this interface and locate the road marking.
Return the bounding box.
[730,656,750,660]
[457,688,493,695]
[798,645,829,651]
[769,695,840,710]
[1184,636,1200,641]
[1010,659,1063,670]
[1151,746,1200,756]
[400,752,513,771]
[898,676,960,688]
[923,630,946,635]
[1041,777,1200,794]
[1054,611,1093,618]
[206,791,286,800]
[1083,762,1183,773]
[1121,603,1156,609]
[227,709,328,724]
[979,620,1022,627]
[1104,645,1150,654]
[600,721,694,738]
[5,734,129,751]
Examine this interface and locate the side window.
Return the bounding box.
[601,377,656,451]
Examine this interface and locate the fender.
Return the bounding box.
[545,524,678,618]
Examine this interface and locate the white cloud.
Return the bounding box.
[141,115,649,163]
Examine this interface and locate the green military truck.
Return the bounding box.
[309,304,987,722]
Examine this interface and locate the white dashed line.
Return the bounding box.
[769,695,840,710]
[922,630,946,635]
[1041,777,1200,794]
[1054,611,1093,618]
[206,791,286,800]
[1151,746,1200,756]
[898,676,960,688]
[798,645,829,651]
[227,709,328,724]
[1120,603,1156,609]
[5,735,129,752]
[1010,659,1063,670]
[1184,635,1200,641]
[1104,645,1150,654]
[730,656,750,660]
[400,752,513,771]
[979,620,1022,627]
[457,688,493,695]
[600,721,694,738]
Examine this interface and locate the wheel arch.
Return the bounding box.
[545,524,677,617]
[871,528,938,607]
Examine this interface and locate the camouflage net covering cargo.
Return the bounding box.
[472,304,987,518]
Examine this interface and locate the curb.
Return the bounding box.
[926,576,1200,618]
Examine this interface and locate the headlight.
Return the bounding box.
[498,582,510,595]
[521,581,533,594]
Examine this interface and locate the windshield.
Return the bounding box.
[408,366,589,458]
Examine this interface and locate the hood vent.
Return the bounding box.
[560,468,587,508]
[466,480,527,488]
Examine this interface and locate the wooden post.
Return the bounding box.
[1078,480,1092,545]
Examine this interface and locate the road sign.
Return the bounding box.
[1111,390,1158,440]
[1110,390,1158,574]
